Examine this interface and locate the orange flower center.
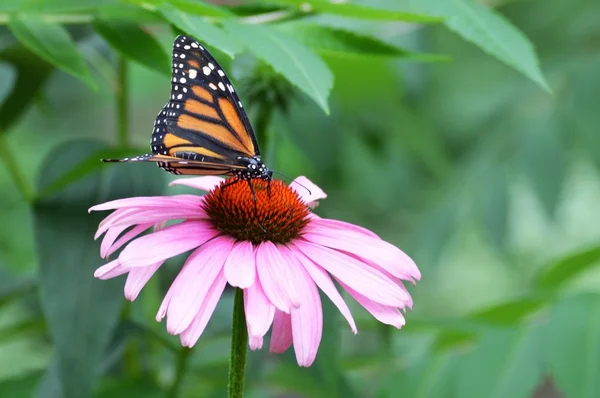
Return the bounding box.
[202,178,310,244]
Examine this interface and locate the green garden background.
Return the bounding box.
[1,0,599,397]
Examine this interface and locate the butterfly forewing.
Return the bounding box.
[150,35,259,175]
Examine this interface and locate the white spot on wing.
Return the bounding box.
[202,66,211,75]
[189,69,197,79]
[191,42,198,48]
[208,62,215,70]
[218,70,225,77]
[218,82,225,91]
[209,83,218,90]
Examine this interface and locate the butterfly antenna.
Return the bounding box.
[271,170,312,196]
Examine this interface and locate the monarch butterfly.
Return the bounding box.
[103,35,272,183]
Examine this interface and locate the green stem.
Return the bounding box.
[228,288,248,398]
[167,347,191,398]
[0,135,34,202]
[255,103,275,164]
[116,56,129,147]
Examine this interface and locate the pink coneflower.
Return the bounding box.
[90,176,420,366]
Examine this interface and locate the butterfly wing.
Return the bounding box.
[103,35,259,176]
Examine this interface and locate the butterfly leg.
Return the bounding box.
[246,179,267,234]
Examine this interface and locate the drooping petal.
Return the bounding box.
[256,241,301,313]
[165,236,234,334]
[89,195,202,213]
[305,216,379,239]
[124,261,164,301]
[224,241,256,288]
[270,310,292,353]
[291,246,357,334]
[94,259,128,279]
[342,283,406,328]
[302,225,420,281]
[244,279,275,340]
[169,176,225,192]
[95,208,138,239]
[118,220,218,268]
[249,336,263,350]
[179,270,228,347]
[102,223,152,259]
[287,256,322,367]
[292,240,409,307]
[290,176,327,206]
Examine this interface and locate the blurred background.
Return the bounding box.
[1,0,599,397]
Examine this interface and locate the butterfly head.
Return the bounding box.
[235,155,272,181]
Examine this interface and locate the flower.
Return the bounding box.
[90,176,420,367]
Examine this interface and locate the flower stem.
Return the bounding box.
[167,347,191,398]
[116,56,129,148]
[228,288,248,398]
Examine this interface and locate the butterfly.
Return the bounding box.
[103,35,272,183]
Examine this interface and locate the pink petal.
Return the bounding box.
[124,261,164,301]
[94,259,128,279]
[290,176,327,207]
[244,279,275,340]
[289,261,322,367]
[305,216,379,239]
[96,208,207,238]
[224,241,256,288]
[301,226,420,281]
[165,235,234,334]
[249,336,263,350]
[179,270,228,347]
[118,220,218,268]
[102,223,152,259]
[292,240,409,307]
[270,310,292,353]
[342,283,406,328]
[169,176,224,192]
[291,247,357,334]
[256,242,301,313]
[89,195,202,213]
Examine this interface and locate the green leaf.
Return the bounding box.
[535,245,600,291]
[276,23,451,61]
[94,20,170,76]
[457,327,544,398]
[547,294,600,398]
[478,166,509,253]
[520,117,565,217]
[159,3,240,58]
[8,15,95,88]
[0,372,44,398]
[224,21,333,114]
[96,376,163,398]
[33,139,165,398]
[261,0,442,23]
[397,0,550,91]
[167,0,233,17]
[469,297,546,325]
[0,45,54,133]
[35,147,151,201]
[378,353,460,398]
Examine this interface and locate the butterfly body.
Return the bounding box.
[103,35,271,182]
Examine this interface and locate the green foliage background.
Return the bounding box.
[0,0,599,397]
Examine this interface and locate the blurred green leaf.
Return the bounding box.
[0,46,53,133]
[478,167,509,253]
[224,21,333,114]
[35,147,151,201]
[520,117,565,217]
[96,375,163,398]
[262,0,443,23]
[0,371,44,397]
[378,353,460,398]
[276,23,451,61]
[547,294,600,398]
[8,15,95,89]
[159,3,240,58]
[469,297,545,325]
[398,0,550,91]
[2,0,118,13]
[457,326,544,398]
[33,139,164,398]
[535,245,600,291]
[94,21,170,76]
[168,0,233,17]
